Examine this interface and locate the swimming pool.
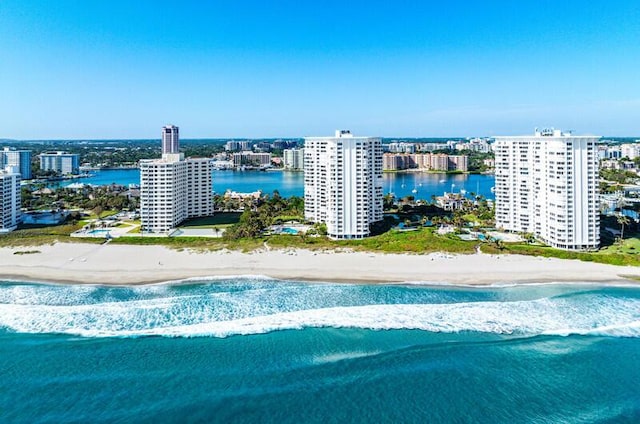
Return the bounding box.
[85,229,112,237]
[281,227,299,235]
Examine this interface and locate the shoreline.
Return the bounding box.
[1,243,639,287]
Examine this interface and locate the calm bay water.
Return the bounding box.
[60,168,495,199]
[1,279,639,423]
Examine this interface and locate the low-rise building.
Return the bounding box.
[436,192,470,211]
[232,151,272,167]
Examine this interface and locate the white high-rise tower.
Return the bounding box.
[140,126,213,233]
[494,128,600,251]
[162,125,180,154]
[304,130,383,239]
[0,165,21,233]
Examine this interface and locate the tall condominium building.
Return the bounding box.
[39,152,80,175]
[140,127,213,233]
[0,165,21,233]
[283,148,304,170]
[225,141,252,152]
[162,125,180,154]
[304,130,383,239]
[494,128,600,251]
[0,148,32,180]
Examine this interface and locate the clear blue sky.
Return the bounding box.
[1,0,639,139]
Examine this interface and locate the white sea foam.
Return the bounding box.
[156,274,277,285]
[0,288,638,338]
[393,280,636,289]
[311,351,385,364]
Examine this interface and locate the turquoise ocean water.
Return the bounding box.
[1,278,639,423]
[57,169,496,200]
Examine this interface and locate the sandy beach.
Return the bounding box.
[0,242,638,286]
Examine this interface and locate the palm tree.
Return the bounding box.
[617,214,630,241]
[431,216,441,228]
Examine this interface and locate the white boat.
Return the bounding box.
[411,189,418,194]
[439,179,446,183]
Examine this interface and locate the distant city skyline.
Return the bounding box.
[1,1,639,139]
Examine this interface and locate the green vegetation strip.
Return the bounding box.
[3,221,639,268]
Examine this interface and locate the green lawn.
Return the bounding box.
[598,237,640,256]
[0,223,102,247]
[503,240,640,267]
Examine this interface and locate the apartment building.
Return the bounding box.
[0,148,32,180]
[448,155,468,172]
[304,130,383,239]
[383,153,415,171]
[232,151,271,167]
[140,127,213,233]
[39,152,80,175]
[162,125,180,154]
[0,165,21,233]
[621,143,640,160]
[283,148,304,170]
[494,128,600,251]
[225,141,252,152]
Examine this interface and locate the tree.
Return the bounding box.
[383,193,395,211]
[617,214,630,241]
[93,206,104,220]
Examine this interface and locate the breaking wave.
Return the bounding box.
[0,278,638,338]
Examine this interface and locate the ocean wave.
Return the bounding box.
[154,274,278,285]
[0,288,638,338]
